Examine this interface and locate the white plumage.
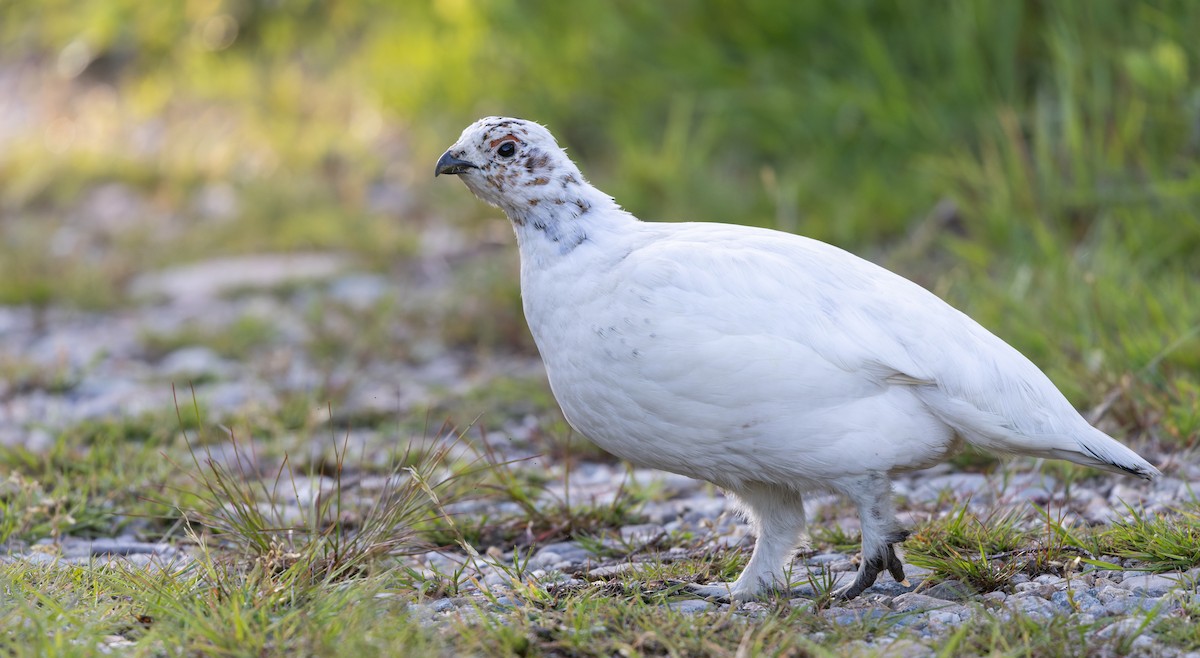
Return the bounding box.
[435,117,1159,601]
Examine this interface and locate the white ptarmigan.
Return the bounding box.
[435,116,1159,601]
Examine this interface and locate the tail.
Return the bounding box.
[920,392,1160,480]
[969,422,1160,480]
[1052,426,1160,480]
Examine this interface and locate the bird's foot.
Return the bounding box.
[832,540,908,601]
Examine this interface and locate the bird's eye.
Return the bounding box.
[497,142,516,158]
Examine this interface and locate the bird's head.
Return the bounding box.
[434,117,590,220]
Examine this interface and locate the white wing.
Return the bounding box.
[618,222,1155,477]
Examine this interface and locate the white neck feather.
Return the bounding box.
[504,179,628,261]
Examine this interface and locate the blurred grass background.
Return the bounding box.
[0,0,1197,445]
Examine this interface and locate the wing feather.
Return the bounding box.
[628,223,1092,447]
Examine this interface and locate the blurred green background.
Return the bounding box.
[0,0,1197,443]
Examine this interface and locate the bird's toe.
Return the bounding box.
[886,544,907,584]
[835,559,882,601]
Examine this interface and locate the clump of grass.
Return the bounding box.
[0,559,441,656]
[0,471,101,545]
[610,543,748,594]
[905,504,1031,592]
[936,607,1122,658]
[173,389,471,589]
[1152,599,1200,652]
[810,523,862,554]
[1096,503,1200,573]
[421,427,647,556]
[0,418,184,544]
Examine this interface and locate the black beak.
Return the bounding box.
[435,151,479,177]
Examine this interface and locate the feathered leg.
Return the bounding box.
[687,483,806,600]
[832,472,908,600]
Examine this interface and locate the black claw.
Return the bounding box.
[836,554,883,600]
[836,540,910,601]
[835,582,865,600]
[886,544,906,583]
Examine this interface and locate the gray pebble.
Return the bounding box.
[892,592,961,612]
[1118,573,1181,596]
[619,523,665,544]
[1005,594,1059,620]
[490,596,516,609]
[430,598,459,613]
[159,346,232,379]
[923,579,974,601]
[667,599,714,614]
[980,591,1007,606]
[821,608,890,626]
[587,563,636,578]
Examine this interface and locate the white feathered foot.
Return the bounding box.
[685,483,808,601]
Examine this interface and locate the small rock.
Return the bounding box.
[864,579,915,596]
[892,592,958,612]
[1096,617,1148,640]
[668,599,715,614]
[925,609,964,630]
[482,571,512,588]
[1008,487,1053,504]
[901,564,933,580]
[534,541,593,564]
[588,563,636,578]
[1013,581,1046,594]
[1098,586,1161,615]
[1084,496,1118,524]
[1005,594,1058,620]
[1118,573,1180,596]
[821,608,889,625]
[912,473,989,502]
[530,551,562,569]
[980,591,1006,606]
[159,346,231,379]
[619,523,665,545]
[433,598,461,613]
[491,596,516,609]
[1050,590,1105,616]
[924,580,974,601]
